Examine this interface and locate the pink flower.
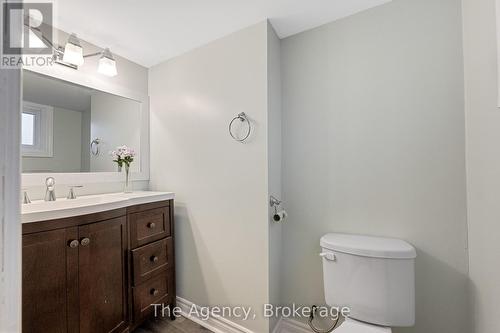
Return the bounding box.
[109,145,136,165]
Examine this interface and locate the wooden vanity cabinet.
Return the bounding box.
[22,199,175,333]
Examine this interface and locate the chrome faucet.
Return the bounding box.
[67,185,83,199]
[44,177,56,201]
[22,189,31,204]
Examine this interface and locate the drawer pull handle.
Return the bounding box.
[80,238,91,246]
[68,240,79,248]
[147,222,156,229]
[150,255,159,263]
[150,288,159,296]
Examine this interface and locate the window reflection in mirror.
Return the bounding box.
[21,70,141,174]
[22,113,35,145]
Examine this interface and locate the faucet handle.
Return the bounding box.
[22,189,31,204]
[67,185,83,200]
[44,177,57,201]
[45,177,56,188]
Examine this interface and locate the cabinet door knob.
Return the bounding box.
[80,238,91,246]
[68,240,79,248]
[150,288,159,296]
[150,255,159,263]
[147,222,156,229]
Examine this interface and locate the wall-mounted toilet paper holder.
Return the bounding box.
[270,195,287,223]
[270,195,281,208]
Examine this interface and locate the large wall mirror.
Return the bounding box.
[21,69,149,185]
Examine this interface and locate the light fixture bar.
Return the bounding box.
[83,52,102,58]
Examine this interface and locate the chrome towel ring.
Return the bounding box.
[229,112,251,142]
[90,138,101,156]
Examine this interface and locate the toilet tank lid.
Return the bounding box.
[320,233,416,259]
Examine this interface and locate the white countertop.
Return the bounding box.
[22,191,175,223]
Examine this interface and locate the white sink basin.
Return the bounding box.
[22,191,175,223]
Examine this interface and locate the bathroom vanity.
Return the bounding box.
[21,191,175,333]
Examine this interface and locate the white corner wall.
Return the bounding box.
[267,22,283,333]
[462,0,500,332]
[280,0,469,332]
[149,21,271,332]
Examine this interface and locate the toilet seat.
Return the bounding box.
[334,318,392,333]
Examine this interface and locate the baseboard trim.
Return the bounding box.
[176,297,311,333]
[271,318,283,333]
[275,318,311,333]
[176,296,255,333]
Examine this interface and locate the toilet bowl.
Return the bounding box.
[320,233,416,332]
[334,318,391,333]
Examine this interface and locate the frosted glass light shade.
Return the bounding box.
[63,34,84,66]
[98,49,117,77]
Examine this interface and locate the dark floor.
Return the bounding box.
[133,316,213,333]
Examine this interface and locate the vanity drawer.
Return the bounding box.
[132,238,173,285]
[132,271,172,322]
[129,206,171,248]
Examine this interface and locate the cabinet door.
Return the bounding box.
[22,227,79,333]
[78,217,128,333]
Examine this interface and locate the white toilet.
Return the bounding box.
[320,233,417,332]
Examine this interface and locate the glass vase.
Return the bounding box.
[123,164,132,193]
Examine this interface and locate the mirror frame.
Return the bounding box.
[21,67,150,187]
[497,0,500,107]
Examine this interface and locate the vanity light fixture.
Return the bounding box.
[26,25,119,77]
[62,33,84,66]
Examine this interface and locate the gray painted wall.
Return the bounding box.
[89,91,142,173]
[22,107,84,173]
[462,0,500,332]
[149,22,271,333]
[280,1,468,332]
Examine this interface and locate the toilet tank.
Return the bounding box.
[320,233,416,327]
